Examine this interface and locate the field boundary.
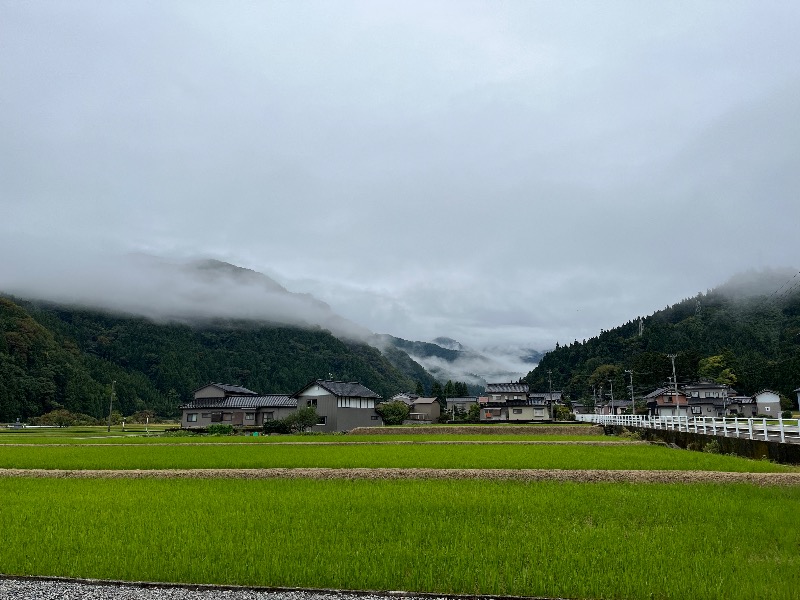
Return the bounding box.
[2,467,799,485]
[348,425,601,435]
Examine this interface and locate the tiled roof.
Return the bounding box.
[447,397,478,402]
[193,383,259,396]
[180,395,296,410]
[485,383,529,394]
[297,380,381,399]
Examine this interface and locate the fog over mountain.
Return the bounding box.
[2,2,799,357]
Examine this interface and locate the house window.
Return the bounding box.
[765,407,770,412]
[245,413,255,420]
[512,408,523,414]
[264,412,274,422]
[187,413,198,422]
[317,416,327,425]
[211,412,222,422]
[222,413,232,421]
[534,409,544,416]
[308,398,317,408]
[371,415,379,420]
[691,407,701,415]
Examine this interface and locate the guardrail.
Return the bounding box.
[575,413,800,444]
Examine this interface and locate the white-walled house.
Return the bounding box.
[753,390,782,416]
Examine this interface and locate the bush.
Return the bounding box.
[781,410,793,419]
[703,440,722,454]
[263,419,292,435]
[375,401,410,426]
[206,424,234,435]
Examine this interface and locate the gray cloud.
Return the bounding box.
[2,1,799,358]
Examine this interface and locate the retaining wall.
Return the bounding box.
[615,425,800,465]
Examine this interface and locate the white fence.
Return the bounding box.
[575,413,800,444]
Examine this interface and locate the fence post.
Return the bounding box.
[748,418,753,440]
[779,414,785,443]
[762,417,768,441]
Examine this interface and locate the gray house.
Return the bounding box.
[293,379,383,432]
[180,383,296,428]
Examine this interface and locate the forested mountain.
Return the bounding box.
[0,296,418,421]
[525,269,800,407]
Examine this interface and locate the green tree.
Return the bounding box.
[375,401,410,425]
[283,407,319,433]
[698,354,737,386]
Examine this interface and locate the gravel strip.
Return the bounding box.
[1,468,798,485]
[0,577,567,600]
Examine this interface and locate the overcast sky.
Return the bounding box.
[2,1,799,352]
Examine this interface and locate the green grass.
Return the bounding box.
[0,442,793,471]
[1,477,798,599]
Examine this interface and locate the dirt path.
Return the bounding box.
[2,467,799,485]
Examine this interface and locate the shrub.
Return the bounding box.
[703,440,722,454]
[206,424,234,435]
[375,401,410,426]
[781,410,793,419]
[263,419,291,435]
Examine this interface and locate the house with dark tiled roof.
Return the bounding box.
[481,382,553,422]
[181,383,296,428]
[292,379,383,432]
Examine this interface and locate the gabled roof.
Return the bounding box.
[293,379,381,399]
[180,395,296,410]
[193,383,259,396]
[485,383,529,394]
[412,397,439,405]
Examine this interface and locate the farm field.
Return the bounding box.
[1,477,799,600]
[0,439,795,472]
[0,430,611,444]
[1,430,798,600]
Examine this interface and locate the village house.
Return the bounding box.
[407,397,441,422]
[644,386,688,417]
[481,383,552,422]
[292,379,383,432]
[753,390,782,416]
[181,379,383,432]
[180,383,296,428]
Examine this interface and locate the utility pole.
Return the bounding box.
[608,380,614,416]
[625,370,635,415]
[668,354,679,419]
[548,369,553,420]
[107,380,116,433]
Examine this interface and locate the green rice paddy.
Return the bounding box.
[1,477,798,600]
[0,440,793,472]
